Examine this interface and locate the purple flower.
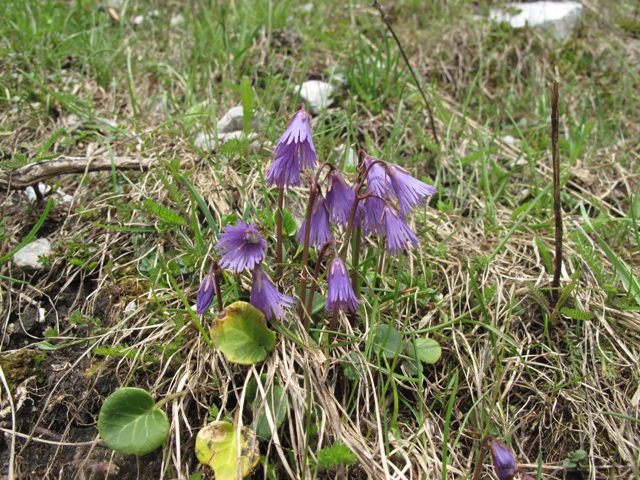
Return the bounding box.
[363,196,385,237]
[296,194,333,248]
[195,272,216,315]
[250,265,295,320]
[385,164,437,215]
[364,155,394,200]
[326,257,359,313]
[489,440,516,480]
[383,205,419,255]
[325,170,355,226]
[215,221,266,273]
[266,104,317,188]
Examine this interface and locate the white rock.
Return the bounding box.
[13,239,52,271]
[501,135,516,146]
[106,0,122,8]
[299,3,314,12]
[217,106,259,134]
[194,130,258,152]
[24,183,51,203]
[170,14,185,27]
[489,2,583,41]
[334,144,358,171]
[65,114,82,132]
[133,15,144,25]
[298,80,334,114]
[125,300,137,314]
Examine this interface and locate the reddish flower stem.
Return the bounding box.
[276,187,284,289]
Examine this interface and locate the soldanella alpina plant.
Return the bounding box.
[195,102,438,333]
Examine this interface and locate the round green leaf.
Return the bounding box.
[408,338,442,365]
[373,324,402,359]
[195,421,260,479]
[209,302,276,365]
[98,387,169,456]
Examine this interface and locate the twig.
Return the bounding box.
[0,155,154,189]
[551,81,563,306]
[372,1,439,145]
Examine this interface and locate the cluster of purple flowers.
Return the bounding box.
[196,102,436,320]
[195,220,293,320]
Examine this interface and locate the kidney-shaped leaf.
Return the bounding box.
[373,324,402,359]
[408,337,442,365]
[98,387,169,456]
[195,421,260,480]
[209,302,276,365]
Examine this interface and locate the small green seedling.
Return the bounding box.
[563,449,588,470]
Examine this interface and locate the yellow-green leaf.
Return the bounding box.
[209,301,276,365]
[195,421,260,480]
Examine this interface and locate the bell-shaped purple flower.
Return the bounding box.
[383,205,419,255]
[250,265,295,320]
[489,439,516,480]
[215,221,267,273]
[325,170,355,226]
[326,257,359,313]
[385,164,437,215]
[195,272,216,315]
[296,194,333,248]
[363,196,386,237]
[266,104,317,188]
[364,155,394,199]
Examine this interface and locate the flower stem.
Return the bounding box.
[306,242,334,317]
[298,177,318,329]
[276,186,284,288]
[212,260,224,313]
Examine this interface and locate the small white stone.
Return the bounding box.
[298,80,334,114]
[38,308,46,323]
[106,0,122,8]
[194,131,216,152]
[125,300,137,314]
[217,106,259,134]
[299,3,314,12]
[13,239,52,271]
[501,135,516,146]
[489,1,583,41]
[24,183,51,203]
[133,15,144,25]
[334,144,358,171]
[65,114,82,132]
[170,14,185,27]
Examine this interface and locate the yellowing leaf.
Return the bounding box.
[209,301,276,365]
[195,421,259,480]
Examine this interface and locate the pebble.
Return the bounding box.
[217,106,260,134]
[13,239,52,271]
[170,14,185,27]
[298,80,334,114]
[489,1,584,41]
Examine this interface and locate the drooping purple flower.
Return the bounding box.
[383,205,419,255]
[385,164,437,215]
[363,155,394,200]
[215,221,267,273]
[195,272,216,315]
[296,194,333,248]
[250,265,295,320]
[266,104,317,188]
[489,439,516,480]
[326,257,359,313]
[362,196,386,237]
[325,170,355,226]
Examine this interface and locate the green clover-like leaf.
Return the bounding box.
[98,387,169,456]
[407,338,442,365]
[209,301,276,365]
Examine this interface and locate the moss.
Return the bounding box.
[0,349,38,388]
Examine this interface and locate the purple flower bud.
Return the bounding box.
[250,265,295,320]
[489,439,516,480]
[296,193,333,248]
[383,205,419,255]
[215,221,267,273]
[326,257,359,313]
[325,170,355,226]
[195,272,216,315]
[266,104,317,188]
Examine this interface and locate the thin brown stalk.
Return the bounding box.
[372,1,439,145]
[551,80,563,306]
[276,187,284,288]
